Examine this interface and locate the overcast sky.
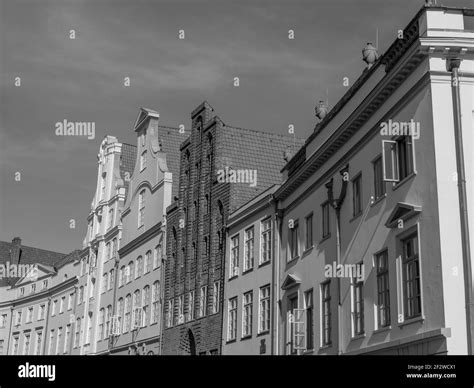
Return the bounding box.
[0,0,471,254]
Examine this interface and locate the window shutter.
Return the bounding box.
[382,140,399,182]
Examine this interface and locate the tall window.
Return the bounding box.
[135,256,143,278]
[244,227,254,272]
[138,189,145,228]
[35,331,43,355]
[373,156,386,200]
[376,250,390,328]
[27,306,33,322]
[151,281,159,324]
[105,242,111,261]
[109,269,114,290]
[60,297,65,314]
[12,336,19,355]
[78,286,84,305]
[288,220,299,260]
[111,238,117,259]
[305,290,314,350]
[102,273,108,294]
[142,286,150,327]
[154,245,161,269]
[127,261,133,283]
[98,308,105,340]
[199,286,208,317]
[167,299,174,328]
[117,298,124,333]
[212,281,220,314]
[178,295,184,324]
[187,291,195,321]
[305,213,313,250]
[260,218,272,264]
[352,270,364,336]
[124,294,131,333]
[227,297,238,341]
[55,328,62,355]
[352,174,362,217]
[145,250,152,273]
[105,306,112,338]
[68,294,73,311]
[321,281,331,346]
[322,202,330,238]
[108,207,114,230]
[403,233,421,319]
[242,291,253,338]
[64,325,71,354]
[259,285,270,333]
[48,330,54,355]
[140,150,147,171]
[119,266,125,287]
[23,333,30,355]
[230,235,239,278]
[52,300,57,316]
[74,318,81,348]
[133,290,141,329]
[288,296,298,355]
[398,136,414,180]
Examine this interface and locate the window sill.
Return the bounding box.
[228,275,238,281]
[398,315,424,328]
[319,234,331,244]
[319,343,332,351]
[349,212,363,223]
[392,172,416,191]
[371,193,387,207]
[303,349,315,355]
[287,255,300,264]
[240,335,252,341]
[350,333,366,341]
[242,268,253,275]
[258,260,271,269]
[373,325,391,334]
[302,246,314,257]
[226,339,237,344]
[257,330,269,337]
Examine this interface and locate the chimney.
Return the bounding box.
[10,237,22,265]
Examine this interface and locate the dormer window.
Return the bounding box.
[140,151,147,172]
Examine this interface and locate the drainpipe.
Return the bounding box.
[325,164,349,356]
[446,58,473,355]
[270,196,279,355]
[159,222,166,356]
[109,253,120,354]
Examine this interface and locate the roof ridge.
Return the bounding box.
[226,124,305,141]
[0,241,67,256]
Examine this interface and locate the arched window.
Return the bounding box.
[127,261,134,283]
[135,256,143,278]
[124,294,131,333]
[105,305,112,339]
[119,266,125,287]
[154,245,161,269]
[151,281,160,324]
[145,250,152,273]
[133,289,142,329]
[138,189,146,227]
[117,298,124,333]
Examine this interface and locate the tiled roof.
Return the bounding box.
[0,240,68,287]
[158,125,182,199]
[120,143,137,197]
[220,125,305,213]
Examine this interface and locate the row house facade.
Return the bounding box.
[0,237,79,355]
[162,101,304,355]
[222,4,473,356]
[274,5,473,355]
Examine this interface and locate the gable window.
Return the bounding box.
[352,174,362,217]
[243,227,254,272]
[376,250,390,328]
[230,235,239,278]
[322,202,330,238]
[260,218,272,264]
[305,213,313,250]
[288,220,299,260]
[403,233,421,319]
[138,189,145,228]
[227,297,237,341]
[140,150,147,171]
[373,156,386,200]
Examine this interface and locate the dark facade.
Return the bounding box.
[162,101,303,354]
